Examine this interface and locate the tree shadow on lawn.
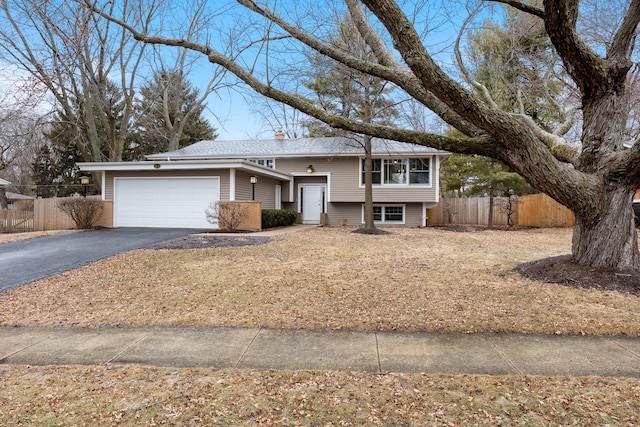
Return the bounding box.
[435,225,640,296]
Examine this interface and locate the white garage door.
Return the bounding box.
[114,177,220,228]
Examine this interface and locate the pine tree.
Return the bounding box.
[130,70,217,158]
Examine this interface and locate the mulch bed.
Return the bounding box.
[351,227,393,235]
[150,235,273,249]
[515,255,640,297]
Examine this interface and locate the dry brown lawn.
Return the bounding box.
[2,226,640,426]
[1,365,639,426]
[1,226,639,336]
[0,229,75,244]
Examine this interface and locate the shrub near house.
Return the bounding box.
[262,209,297,229]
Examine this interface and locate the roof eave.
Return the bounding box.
[146,150,448,161]
[78,160,293,181]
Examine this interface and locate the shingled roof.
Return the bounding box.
[146,137,444,160]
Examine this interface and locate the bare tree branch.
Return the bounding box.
[344,0,399,68]
[454,3,500,110]
[487,0,544,18]
[543,0,610,97]
[608,0,640,64]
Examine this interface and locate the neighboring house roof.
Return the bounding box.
[146,137,447,161]
[6,192,35,201]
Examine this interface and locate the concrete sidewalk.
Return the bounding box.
[1,326,639,377]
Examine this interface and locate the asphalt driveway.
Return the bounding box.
[0,228,201,291]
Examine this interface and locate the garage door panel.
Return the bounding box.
[115,177,219,228]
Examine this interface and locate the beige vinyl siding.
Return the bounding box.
[105,170,230,201]
[402,204,427,227]
[276,156,438,203]
[280,180,292,203]
[326,202,426,227]
[275,157,326,175]
[326,203,362,226]
[234,171,253,201]
[235,171,279,209]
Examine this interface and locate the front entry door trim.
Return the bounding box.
[299,184,326,224]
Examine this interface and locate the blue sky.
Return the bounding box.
[205,93,264,140]
[0,0,493,142]
[187,0,475,141]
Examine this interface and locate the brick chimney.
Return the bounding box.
[275,129,285,139]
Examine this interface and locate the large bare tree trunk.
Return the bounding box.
[572,187,640,271]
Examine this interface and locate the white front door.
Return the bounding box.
[301,184,324,224]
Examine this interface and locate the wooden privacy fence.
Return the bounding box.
[0,210,34,233]
[427,194,575,228]
[517,193,575,227]
[429,196,511,226]
[33,196,113,231]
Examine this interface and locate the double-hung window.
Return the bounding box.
[409,158,430,184]
[361,159,382,184]
[366,205,405,224]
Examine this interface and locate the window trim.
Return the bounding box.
[360,157,431,187]
[248,158,275,169]
[361,204,406,224]
[408,158,431,185]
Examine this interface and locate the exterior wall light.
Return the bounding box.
[307,165,314,173]
[250,175,257,200]
[80,176,90,197]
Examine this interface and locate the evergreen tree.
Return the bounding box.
[441,9,556,226]
[467,16,561,125]
[130,70,217,158]
[31,142,82,197]
[42,73,129,185]
[31,144,57,198]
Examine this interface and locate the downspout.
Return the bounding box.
[229,169,236,201]
[101,171,106,200]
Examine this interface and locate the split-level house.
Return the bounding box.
[79,135,449,229]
